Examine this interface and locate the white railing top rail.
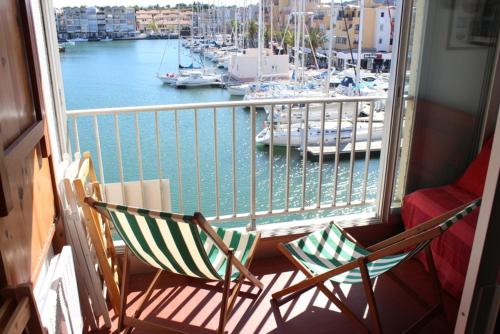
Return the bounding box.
[66,95,388,116]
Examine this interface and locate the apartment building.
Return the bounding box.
[272,0,320,29]
[334,0,396,51]
[136,9,193,35]
[332,1,396,70]
[55,6,136,40]
[374,6,395,52]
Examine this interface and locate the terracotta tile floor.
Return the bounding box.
[91,256,458,334]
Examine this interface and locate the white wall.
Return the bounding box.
[374,7,393,52]
[229,52,289,81]
[418,0,492,115]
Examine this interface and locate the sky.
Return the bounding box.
[53,0,338,8]
[53,0,257,7]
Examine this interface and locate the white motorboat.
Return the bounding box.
[255,121,384,147]
[266,103,356,124]
[157,72,179,84]
[68,37,88,42]
[175,71,221,88]
[335,70,390,96]
[243,86,327,101]
[226,83,253,96]
[266,100,385,124]
[101,37,113,42]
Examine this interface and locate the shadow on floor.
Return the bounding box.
[90,256,457,334]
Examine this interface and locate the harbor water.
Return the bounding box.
[62,39,381,228]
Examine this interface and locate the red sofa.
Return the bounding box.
[401,138,493,299]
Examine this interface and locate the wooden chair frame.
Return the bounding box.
[73,152,122,316]
[85,199,264,334]
[272,201,479,333]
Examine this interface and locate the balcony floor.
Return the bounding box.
[91,256,458,334]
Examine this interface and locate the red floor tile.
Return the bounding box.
[89,256,458,334]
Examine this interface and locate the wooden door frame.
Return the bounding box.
[0,0,50,217]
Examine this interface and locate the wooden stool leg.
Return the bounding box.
[119,247,131,332]
[358,258,383,334]
[133,269,164,319]
[218,251,233,334]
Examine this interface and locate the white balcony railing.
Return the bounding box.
[66,95,387,230]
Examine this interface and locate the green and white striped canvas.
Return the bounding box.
[284,198,481,284]
[439,198,481,231]
[93,202,257,281]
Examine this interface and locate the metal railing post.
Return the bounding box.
[113,113,126,204]
[249,105,257,231]
[92,115,105,192]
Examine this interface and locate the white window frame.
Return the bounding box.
[40,0,421,227]
[377,0,428,222]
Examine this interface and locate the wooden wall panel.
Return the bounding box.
[405,99,479,194]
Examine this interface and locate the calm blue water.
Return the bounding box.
[62,39,379,228]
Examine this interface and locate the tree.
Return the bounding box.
[279,30,294,54]
[247,20,258,48]
[306,28,326,55]
[230,20,239,44]
[264,27,271,48]
[147,21,158,32]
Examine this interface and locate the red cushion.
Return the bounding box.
[455,137,493,197]
[402,185,478,299]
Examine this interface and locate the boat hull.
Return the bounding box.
[157,74,177,84]
[256,122,384,147]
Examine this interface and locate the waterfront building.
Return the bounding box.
[333,0,396,70]
[272,0,320,30]
[333,0,396,52]
[374,6,396,52]
[55,6,136,40]
[136,9,193,35]
[135,9,158,34]
[265,0,394,70]
[334,4,376,51]
[104,6,136,39]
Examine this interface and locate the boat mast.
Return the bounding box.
[235,1,240,49]
[355,0,364,94]
[198,2,205,36]
[242,0,246,49]
[325,0,335,95]
[269,0,273,52]
[177,7,181,67]
[257,0,263,84]
[293,0,299,83]
[301,0,306,85]
[191,2,194,40]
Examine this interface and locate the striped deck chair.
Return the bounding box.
[85,198,263,334]
[272,198,481,334]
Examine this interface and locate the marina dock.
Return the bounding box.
[304,140,382,159]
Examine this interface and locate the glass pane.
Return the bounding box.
[392,0,500,205]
